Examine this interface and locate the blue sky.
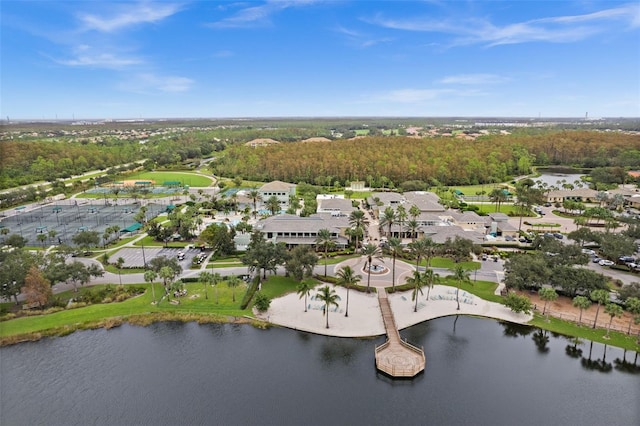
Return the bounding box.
[2,1,639,119]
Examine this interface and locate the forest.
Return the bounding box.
[213,131,640,187]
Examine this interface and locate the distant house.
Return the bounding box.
[245,138,280,148]
[258,181,297,212]
[316,195,355,216]
[300,137,332,143]
[349,181,366,191]
[545,188,597,203]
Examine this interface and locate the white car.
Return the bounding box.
[599,259,614,267]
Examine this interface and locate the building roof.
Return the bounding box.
[445,211,485,224]
[403,191,445,212]
[546,188,597,199]
[245,138,280,147]
[301,137,332,143]
[257,213,349,233]
[419,225,485,244]
[259,180,296,192]
[488,212,510,221]
[317,197,355,213]
[367,192,404,206]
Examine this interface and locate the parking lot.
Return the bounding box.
[111,247,205,268]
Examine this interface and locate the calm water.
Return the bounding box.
[533,171,587,188]
[1,317,638,426]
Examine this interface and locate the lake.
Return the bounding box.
[1,317,638,426]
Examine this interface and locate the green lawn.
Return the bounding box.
[126,171,213,187]
[440,279,502,303]
[427,257,480,271]
[0,279,253,339]
[467,202,517,215]
[529,313,639,351]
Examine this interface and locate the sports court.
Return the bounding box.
[0,200,166,247]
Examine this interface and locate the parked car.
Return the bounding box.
[581,248,595,255]
[592,257,601,263]
[599,259,615,267]
[553,233,563,239]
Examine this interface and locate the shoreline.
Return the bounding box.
[3,284,638,351]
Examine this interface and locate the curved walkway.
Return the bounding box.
[255,283,532,338]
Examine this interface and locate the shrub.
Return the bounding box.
[253,292,271,312]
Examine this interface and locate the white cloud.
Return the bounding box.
[54,53,143,69]
[120,73,194,93]
[367,3,640,47]
[334,25,394,48]
[438,74,509,85]
[208,0,320,29]
[78,2,183,32]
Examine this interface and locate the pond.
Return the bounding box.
[1,317,638,426]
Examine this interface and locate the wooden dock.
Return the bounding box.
[374,288,425,378]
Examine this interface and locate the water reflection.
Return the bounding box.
[532,329,550,353]
[614,350,640,374]
[581,342,613,373]
[501,321,534,338]
[565,337,584,358]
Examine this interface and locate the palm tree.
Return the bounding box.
[423,268,440,300]
[384,237,403,291]
[409,237,436,270]
[227,276,241,302]
[625,297,640,335]
[159,266,176,298]
[361,243,382,293]
[36,233,47,248]
[212,272,222,304]
[265,195,281,216]
[539,287,558,321]
[604,303,623,338]
[406,270,426,312]
[315,285,340,329]
[199,271,213,300]
[336,265,361,317]
[115,256,125,286]
[395,205,407,240]
[348,209,369,253]
[489,187,507,212]
[406,219,419,242]
[249,188,261,219]
[315,228,334,277]
[572,295,592,327]
[144,270,158,304]
[380,206,396,238]
[297,279,314,312]
[451,265,471,311]
[408,204,421,221]
[590,289,610,329]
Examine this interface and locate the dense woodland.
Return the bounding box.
[214,131,640,186]
[2,125,640,193]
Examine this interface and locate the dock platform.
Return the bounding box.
[374,288,425,378]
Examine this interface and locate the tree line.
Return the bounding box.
[213,131,640,187]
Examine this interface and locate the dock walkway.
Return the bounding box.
[374,288,425,378]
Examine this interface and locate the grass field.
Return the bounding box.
[466,202,517,215]
[126,171,213,187]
